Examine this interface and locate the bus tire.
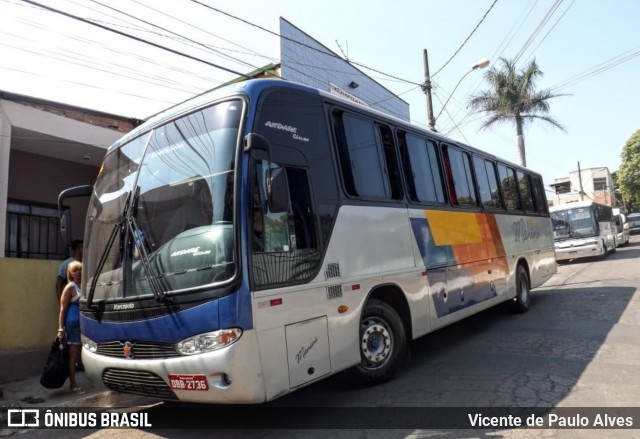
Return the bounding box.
[599,240,608,259]
[346,299,406,386]
[510,265,531,313]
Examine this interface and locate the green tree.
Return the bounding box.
[468,58,565,167]
[617,129,640,212]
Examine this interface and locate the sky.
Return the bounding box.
[1,0,639,194]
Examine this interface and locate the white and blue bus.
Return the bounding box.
[61,79,556,403]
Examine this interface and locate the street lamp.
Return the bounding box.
[433,58,490,127]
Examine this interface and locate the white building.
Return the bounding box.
[549,167,617,207]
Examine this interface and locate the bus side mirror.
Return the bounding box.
[267,167,289,213]
[57,184,92,248]
[60,209,71,245]
[244,133,272,156]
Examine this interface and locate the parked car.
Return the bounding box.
[628,213,640,234]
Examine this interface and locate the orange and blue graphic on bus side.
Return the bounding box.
[410,210,509,318]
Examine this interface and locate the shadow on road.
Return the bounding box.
[144,283,636,435]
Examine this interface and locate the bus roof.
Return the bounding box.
[549,200,612,212]
[104,78,542,176]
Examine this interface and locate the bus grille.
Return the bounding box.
[102,368,178,400]
[96,341,181,359]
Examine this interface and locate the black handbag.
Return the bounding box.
[40,336,69,389]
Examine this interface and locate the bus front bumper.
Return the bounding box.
[81,329,267,404]
[554,240,602,261]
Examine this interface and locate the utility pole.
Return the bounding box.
[577,161,584,201]
[421,49,437,131]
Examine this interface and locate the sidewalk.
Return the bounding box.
[0,371,153,436]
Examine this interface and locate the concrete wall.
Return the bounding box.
[0,258,60,349]
[0,258,61,383]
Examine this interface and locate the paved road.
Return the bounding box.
[19,236,640,438]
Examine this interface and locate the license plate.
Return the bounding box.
[168,374,209,391]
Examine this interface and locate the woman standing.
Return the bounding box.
[57,260,85,394]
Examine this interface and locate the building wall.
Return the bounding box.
[9,150,99,204]
[0,258,60,349]
[0,258,61,383]
[5,95,138,133]
[279,18,410,121]
[0,95,136,382]
[552,167,616,207]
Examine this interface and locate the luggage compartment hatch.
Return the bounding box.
[285,316,331,388]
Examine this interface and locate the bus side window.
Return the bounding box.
[517,171,536,213]
[332,112,390,199]
[443,145,477,207]
[441,148,458,205]
[498,164,522,212]
[530,174,548,215]
[473,157,503,209]
[377,124,403,200]
[485,160,503,209]
[332,113,358,197]
[398,131,446,204]
[287,167,316,250]
[251,161,320,288]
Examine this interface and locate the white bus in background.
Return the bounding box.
[612,208,630,247]
[550,200,616,262]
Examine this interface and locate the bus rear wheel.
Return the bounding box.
[346,299,406,386]
[510,265,531,313]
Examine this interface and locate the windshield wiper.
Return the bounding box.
[87,191,132,309]
[126,187,167,303]
[87,187,168,308]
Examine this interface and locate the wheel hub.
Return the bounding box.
[361,319,392,367]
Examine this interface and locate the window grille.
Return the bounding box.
[593,177,607,191]
[4,200,65,259]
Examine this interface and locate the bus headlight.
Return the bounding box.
[175,329,242,355]
[82,335,98,353]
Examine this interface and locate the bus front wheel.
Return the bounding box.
[599,240,608,259]
[347,299,406,386]
[510,265,531,313]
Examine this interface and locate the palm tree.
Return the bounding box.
[468,57,565,167]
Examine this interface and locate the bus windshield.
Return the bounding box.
[551,207,597,240]
[84,100,242,302]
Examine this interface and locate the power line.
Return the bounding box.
[0,40,205,94]
[188,0,422,87]
[549,46,640,92]
[431,0,500,77]
[17,0,251,78]
[2,15,224,89]
[0,65,179,104]
[512,0,564,64]
[13,0,423,102]
[521,0,575,65]
[130,0,268,63]
[110,0,261,70]
[490,0,539,62]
